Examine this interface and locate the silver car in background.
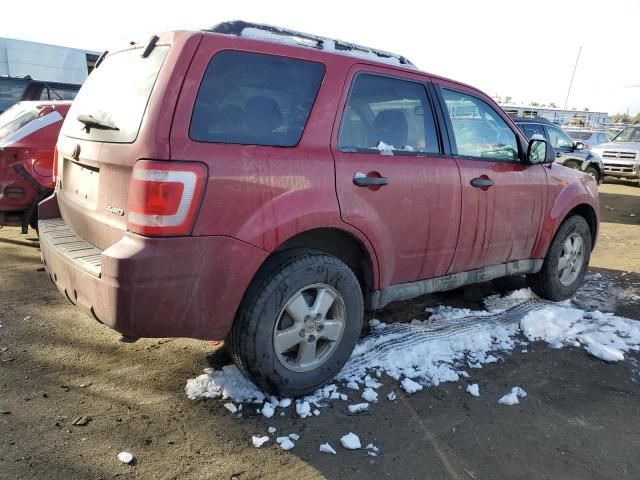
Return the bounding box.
[591,126,640,183]
[567,130,611,150]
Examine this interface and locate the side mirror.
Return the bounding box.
[574,141,585,150]
[527,138,554,164]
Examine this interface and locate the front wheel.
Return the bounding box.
[584,166,600,184]
[527,215,592,301]
[228,251,363,397]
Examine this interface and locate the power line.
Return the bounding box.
[564,46,582,110]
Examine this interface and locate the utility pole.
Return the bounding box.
[564,46,582,111]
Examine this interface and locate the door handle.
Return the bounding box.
[353,173,389,187]
[470,177,494,189]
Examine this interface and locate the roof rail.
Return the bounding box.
[206,20,415,68]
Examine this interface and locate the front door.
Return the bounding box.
[331,67,462,288]
[436,86,548,273]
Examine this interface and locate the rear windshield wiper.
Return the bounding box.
[77,114,119,131]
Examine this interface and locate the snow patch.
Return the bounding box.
[252,435,269,448]
[498,387,527,405]
[224,402,237,414]
[296,401,312,418]
[320,442,337,454]
[401,378,423,394]
[466,384,480,397]
[278,438,295,451]
[261,402,276,418]
[340,432,361,450]
[361,388,378,403]
[185,365,265,403]
[348,403,369,414]
[117,452,134,464]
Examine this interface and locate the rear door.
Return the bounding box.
[435,84,548,273]
[331,66,462,287]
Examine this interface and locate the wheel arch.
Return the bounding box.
[566,203,598,250]
[271,227,377,299]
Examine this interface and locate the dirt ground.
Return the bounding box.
[1,180,639,480]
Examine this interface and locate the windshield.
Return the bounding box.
[0,78,29,113]
[569,131,592,141]
[0,103,39,140]
[611,127,640,143]
[62,45,169,143]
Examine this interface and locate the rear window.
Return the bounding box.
[62,46,169,143]
[570,131,592,140]
[0,78,29,113]
[39,85,79,101]
[0,103,38,141]
[189,51,325,147]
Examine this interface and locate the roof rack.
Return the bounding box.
[206,21,415,68]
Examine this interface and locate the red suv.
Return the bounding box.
[38,22,599,396]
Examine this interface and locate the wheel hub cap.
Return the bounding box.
[273,283,346,372]
[557,232,585,286]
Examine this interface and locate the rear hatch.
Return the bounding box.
[55,32,199,250]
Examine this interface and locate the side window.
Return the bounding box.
[442,89,518,162]
[598,133,608,143]
[520,123,545,140]
[190,51,325,147]
[545,125,574,149]
[338,74,439,154]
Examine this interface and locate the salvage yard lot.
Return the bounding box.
[1,181,639,480]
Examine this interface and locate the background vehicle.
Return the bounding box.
[0,37,98,112]
[0,101,71,231]
[591,125,640,183]
[38,22,599,396]
[565,129,610,149]
[0,76,81,113]
[515,117,604,182]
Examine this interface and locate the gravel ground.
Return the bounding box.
[1,181,639,480]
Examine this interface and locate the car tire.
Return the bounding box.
[585,166,600,183]
[227,250,363,397]
[526,215,591,301]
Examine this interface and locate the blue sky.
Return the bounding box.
[3,0,639,115]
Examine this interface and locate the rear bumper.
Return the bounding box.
[38,217,268,340]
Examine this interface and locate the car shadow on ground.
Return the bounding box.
[0,234,40,248]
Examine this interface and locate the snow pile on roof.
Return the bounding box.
[236,24,414,69]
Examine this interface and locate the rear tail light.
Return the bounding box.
[127,160,207,236]
[52,149,59,185]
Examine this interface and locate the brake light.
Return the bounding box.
[52,149,59,185]
[127,160,207,236]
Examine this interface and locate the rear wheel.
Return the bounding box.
[228,251,363,397]
[527,215,591,301]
